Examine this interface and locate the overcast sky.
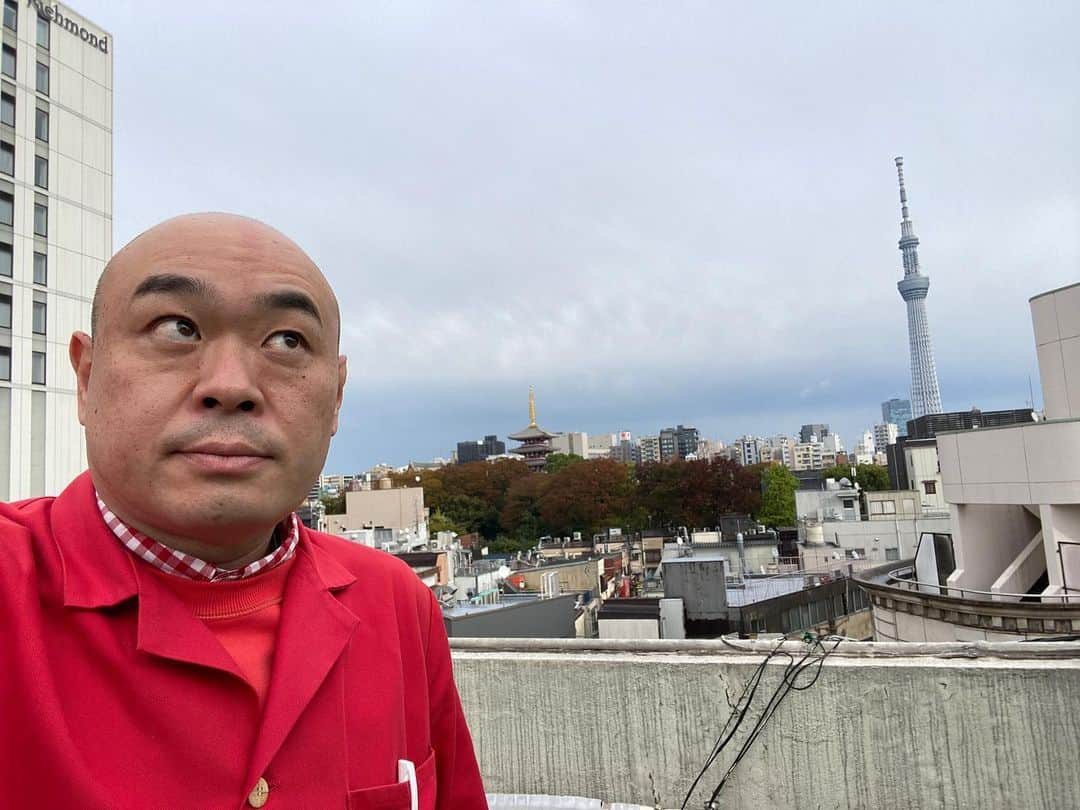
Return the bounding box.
[80,1,1078,469]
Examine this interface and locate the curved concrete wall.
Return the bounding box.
[1031,282,1080,420]
[452,638,1080,809]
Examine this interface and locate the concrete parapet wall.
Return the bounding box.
[451,638,1080,809]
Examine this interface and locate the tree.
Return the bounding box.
[820,463,892,492]
[320,492,346,515]
[537,459,637,537]
[544,453,585,475]
[756,463,798,528]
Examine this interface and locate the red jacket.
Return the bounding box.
[0,472,487,809]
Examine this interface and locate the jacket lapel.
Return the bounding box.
[244,537,358,789]
[133,564,248,680]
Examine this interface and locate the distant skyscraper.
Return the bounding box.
[659,425,699,461]
[894,157,943,419]
[799,424,829,443]
[881,398,913,437]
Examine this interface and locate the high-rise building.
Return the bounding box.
[639,435,661,463]
[550,431,587,457]
[799,424,829,443]
[659,425,699,461]
[0,3,111,499]
[873,423,898,452]
[733,435,765,466]
[893,157,943,419]
[610,431,640,464]
[456,434,506,464]
[881,398,913,437]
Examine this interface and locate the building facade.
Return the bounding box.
[638,435,661,463]
[799,423,829,443]
[0,2,111,499]
[874,422,899,453]
[881,398,913,437]
[659,424,699,461]
[550,431,587,457]
[456,434,506,464]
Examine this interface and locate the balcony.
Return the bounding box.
[452,637,1080,808]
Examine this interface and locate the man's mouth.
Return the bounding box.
[175,441,273,473]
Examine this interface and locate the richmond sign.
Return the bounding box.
[27,1,108,54]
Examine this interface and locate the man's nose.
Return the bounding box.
[191,340,264,413]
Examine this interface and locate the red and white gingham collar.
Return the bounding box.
[96,492,299,582]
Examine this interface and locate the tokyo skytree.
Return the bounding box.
[894,157,943,418]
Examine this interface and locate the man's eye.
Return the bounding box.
[267,331,305,351]
[154,317,199,341]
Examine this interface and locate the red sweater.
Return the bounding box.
[149,555,296,708]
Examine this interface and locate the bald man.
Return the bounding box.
[0,214,487,809]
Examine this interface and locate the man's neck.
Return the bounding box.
[100,499,278,568]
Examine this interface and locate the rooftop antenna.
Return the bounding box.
[528,385,537,428]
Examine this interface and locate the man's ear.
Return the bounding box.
[331,355,347,436]
[69,331,93,426]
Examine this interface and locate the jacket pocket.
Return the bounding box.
[346,748,437,810]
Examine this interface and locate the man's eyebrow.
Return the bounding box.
[253,289,323,325]
[131,273,216,300]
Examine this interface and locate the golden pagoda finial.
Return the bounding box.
[528,386,537,427]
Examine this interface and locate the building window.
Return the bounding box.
[35,107,47,142]
[36,14,48,48]
[0,345,9,380]
[2,0,14,31]
[35,61,48,96]
[0,242,10,277]
[33,202,46,237]
[0,92,13,127]
[32,251,45,285]
[885,547,900,562]
[881,500,896,514]
[0,292,9,328]
[31,350,44,385]
[34,154,46,188]
[1,45,14,79]
[0,191,11,226]
[923,480,937,496]
[31,300,45,334]
[0,140,12,176]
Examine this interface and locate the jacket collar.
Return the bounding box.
[52,471,355,608]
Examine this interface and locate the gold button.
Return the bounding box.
[247,777,270,808]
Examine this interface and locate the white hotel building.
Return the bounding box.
[0,0,111,499]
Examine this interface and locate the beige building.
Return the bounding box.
[859,282,1080,641]
[0,2,111,498]
[329,486,426,532]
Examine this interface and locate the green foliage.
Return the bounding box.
[819,463,892,492]
[544,453,585,474]
[319,492,346,515]
[756,463,798,528]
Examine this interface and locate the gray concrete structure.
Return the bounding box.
[453,638,1080,809]
[894,157,943,419]
[443,594,577,638]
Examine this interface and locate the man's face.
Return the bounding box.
[71,214,346,547]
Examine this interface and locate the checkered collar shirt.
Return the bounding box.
[96,492,300,582]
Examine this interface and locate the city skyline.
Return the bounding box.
[70,0,1076,473]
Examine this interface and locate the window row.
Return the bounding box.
[0,91,49,142]
[2,2,49,48]
[0,294,46,334]
[0,48,49,95]
[0,141,48,187]
[0,345,47,385]
[0,244,46,284]
[0,193,47,236]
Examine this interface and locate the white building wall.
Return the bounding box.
[2,3,111,499]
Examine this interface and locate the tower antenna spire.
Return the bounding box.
[893,156,943,418]
[528,386,537,428]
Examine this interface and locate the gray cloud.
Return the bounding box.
[83,0,1077,467]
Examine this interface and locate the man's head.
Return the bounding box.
[71,213,347,557]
